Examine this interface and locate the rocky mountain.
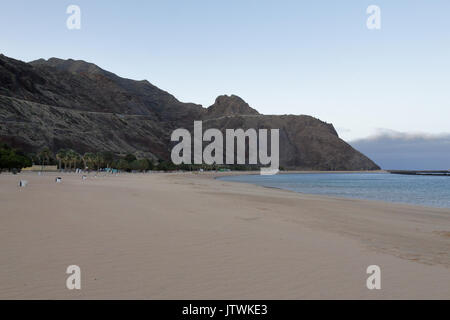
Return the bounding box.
[205,95,259,119]
[0,54,379,170]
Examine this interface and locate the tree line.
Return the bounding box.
[52,149,155,172]
[1,144,267,173]
[0,143,32,173]
[0,145,156,173]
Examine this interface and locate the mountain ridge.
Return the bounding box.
[0,54,380,170]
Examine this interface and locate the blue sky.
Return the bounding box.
[1,0,449,142]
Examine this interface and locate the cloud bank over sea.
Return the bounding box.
[350,129,450,170]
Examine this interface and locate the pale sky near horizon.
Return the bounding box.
[1,0,449,142]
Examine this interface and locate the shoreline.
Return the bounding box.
[1,171,449,299]
[212,171,450,210]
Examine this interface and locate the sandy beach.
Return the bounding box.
[0,171,449,299]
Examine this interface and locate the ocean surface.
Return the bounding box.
[218,173,450,209]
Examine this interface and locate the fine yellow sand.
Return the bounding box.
[0,172,449,299]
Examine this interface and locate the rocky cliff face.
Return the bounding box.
[0,54,379,170]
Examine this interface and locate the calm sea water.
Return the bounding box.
[219,173,450,209]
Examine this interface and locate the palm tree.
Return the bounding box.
[65,150,80,171]
[94,153,104,172]
[62,150,71,171]
[83,153,96,172]
[81,153,88,170]
[38,147,52,169]
[56,149,67,171]
[101,151,114,169]
[72,152,81,170]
